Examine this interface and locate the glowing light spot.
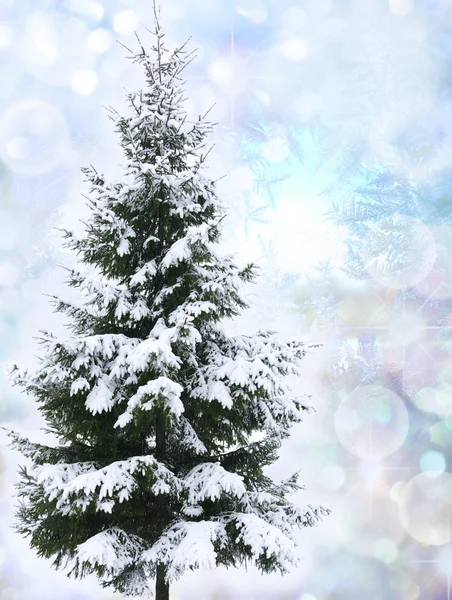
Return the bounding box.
[363,214,436,290]
[209,58,235,86]
[269,193,344,272]
[429,422,451,447]
[283,36,308,62]
[0,99,70,175]
[389,0,413,16]
[420,450,446,475]
[399,472,452,545]
[416,225,452,300]
[282,7,306,32]
[208,57,249,96]
[390,481,406,503]
[338,483,404,556]
[237,0,268,23]
[319,465,345,490]
[71,70,98,96]
[415,387,452,417]
[6,137,30,160]
[0,262,20,287]
[359,459,383,489]
[389,311,426,345]
[113,10,139,35]
[88,2,104,21]
[0,24,13,49]
[0,212,19,251]
[255,90,270,106]
[334,385,409,459]
[382,343,405,374]
[300,595,317,600]
[438,546,452,576]
[24,13,58,67]
[88,28,113,53]
[374,538,399,563]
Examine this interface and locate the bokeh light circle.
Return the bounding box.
[374,538,399,564]
[399,472,452,545]
[437,546,452,576]
[362,214,436,289]
[420,450,446,474]
[282,7,307,32]
[208,57,250,97]
[20,14,93,87]
[319,464,345,491]
[113,10,140,35]
[88,28,113,54]
[414,386,452,416]
[389,0,414,16]
[416,225,452,300]
[369,108,452,180]
[0,99,69,175]
[71,70,98,96]
[336,483,405,557]
[237,0,268,24]
[282,37,308,62]
[334,385,409,459]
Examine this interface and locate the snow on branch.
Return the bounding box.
[184,462,246,505]
[232,512,300,567]
[34,455,183,515]
[1,429,61,465]
[191,330,310,436]
[76,527,147,575]
[69,267,151,322]
[143,520,227,582]
[114,376,184,428]
[126,335,181,374]
[85,375,115,415]
[161,223,211,271]
[130,259,157,286]
[176,417,207,455]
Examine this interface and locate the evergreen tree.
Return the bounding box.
[3,14,329,600]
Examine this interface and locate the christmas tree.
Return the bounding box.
[3,12,329,600]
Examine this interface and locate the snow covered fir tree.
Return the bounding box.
[3,15,329,600]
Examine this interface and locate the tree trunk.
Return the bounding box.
[155,563,169,600]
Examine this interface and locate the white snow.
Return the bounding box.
[130,260,157,286]
[76,528,146,573]
[35,455,183,515]
[127,337,181,374]
[143,520,227,582]
[85,376,114,415]
[233,512,299,564]
[178,416,207,455]
[115,377,184,428]
[161,224,212,270]
[161,236,191,269]
[70,377,91,396]
[184,462,246,505]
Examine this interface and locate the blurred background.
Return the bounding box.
[1,0,452,598]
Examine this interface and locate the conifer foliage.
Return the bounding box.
[4,13,329,600]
